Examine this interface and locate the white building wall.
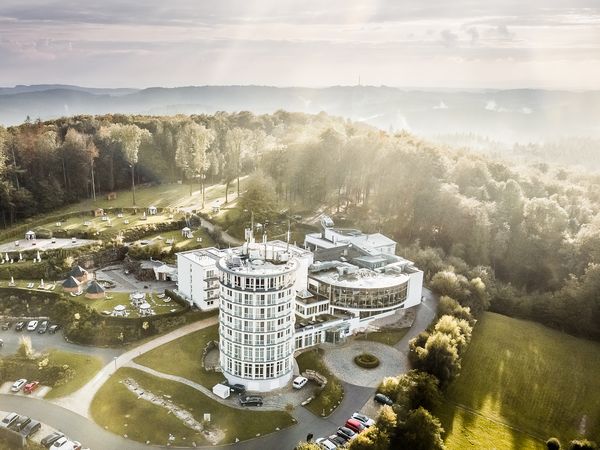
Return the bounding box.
[404,269,424,308]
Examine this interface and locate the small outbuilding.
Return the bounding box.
[212,384,231,400]
[181,227,192,239]
[93,208,104,217]
[25,230,36,240]
[62,276,81,293]
[69,265,89,282]
[148,205,158,215]
[85,280,106,299]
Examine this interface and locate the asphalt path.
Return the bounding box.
[0,288,439,450]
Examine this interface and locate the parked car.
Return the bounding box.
[224,382,246,394]
[38,320,49,334]
[48,324,61,334]
[26,320,39,332]
[239,395,263,407]
[20,419,41,437]
[11,378,27,392]
[41,431,65,447]
[292,376,308,389]
[51,437,69,448]
[315,437,338,450]
[9,415,31,432]
[336,426,356,441]
[345,418,366,433]
[374,393,393,406]
[1,321,11,330]
[24,381,40,394]
[352,412,375,427]
[15,321,25,331]
[328,434,347,447]
[1,412,19,428]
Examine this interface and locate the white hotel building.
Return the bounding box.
[175,217,422,392]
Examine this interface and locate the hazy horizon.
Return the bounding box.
[1,0,599,90]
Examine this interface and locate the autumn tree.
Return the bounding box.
[101,124,151,205]
[175,121,215,204]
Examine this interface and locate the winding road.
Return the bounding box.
[0,289,438,450]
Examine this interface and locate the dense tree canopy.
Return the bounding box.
[1,111,599,338]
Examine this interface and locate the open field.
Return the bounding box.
[437,312,600,450]
[133,324,222,388]
[90,367,294,446]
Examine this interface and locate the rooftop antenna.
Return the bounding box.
[286,220,291,252]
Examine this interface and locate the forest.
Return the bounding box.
[0,111,598,340]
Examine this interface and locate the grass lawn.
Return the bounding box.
[355,327,409,346]
[133,324,222,388]
[44,350,104,399]
[296,347,344,417]
[130,228,216,257]
[436,312,600,449]
[91,367,294,446]
[0,350,102,399]
[67,290,185,318]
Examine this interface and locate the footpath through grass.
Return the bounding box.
[296,347,344,417]
[91,367,294,446]
[133,324,222,388]
[437,312,600,450]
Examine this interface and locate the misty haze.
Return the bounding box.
[0,2,598,450]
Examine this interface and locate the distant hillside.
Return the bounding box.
[0,85,599,141]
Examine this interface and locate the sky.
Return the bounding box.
[0,0,599,89]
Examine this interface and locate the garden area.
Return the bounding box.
[296,347,344,417]
[0,345,103,399]
[90,367,295,446]
[436,313,600,450]
[355,327,410,346]
[133,324,222,388]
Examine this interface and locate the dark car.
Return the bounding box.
[336,426,356,441]
[328,434,347,446]
[9,415,31,432]
[374,393,393,406]
[1,412,19,428]
[20,420,41,437]
[15,321,25,331]
[1,322,11,330]
[41,431,65,447]
[38,320,49,334]
[48,324,61,334]
[223,381,246,394]
[239,395,263,407]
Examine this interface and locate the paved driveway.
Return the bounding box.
[322,341,406,387]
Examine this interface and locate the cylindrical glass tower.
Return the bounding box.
[218,254,297,392]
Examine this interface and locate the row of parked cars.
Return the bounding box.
[1,412,83,449]
[11,378,40,394]
[313,412,376,449]
[2,319,61,334]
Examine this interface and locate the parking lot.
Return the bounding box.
[0,319,122,364]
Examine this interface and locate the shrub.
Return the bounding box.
[354,353,380,369]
